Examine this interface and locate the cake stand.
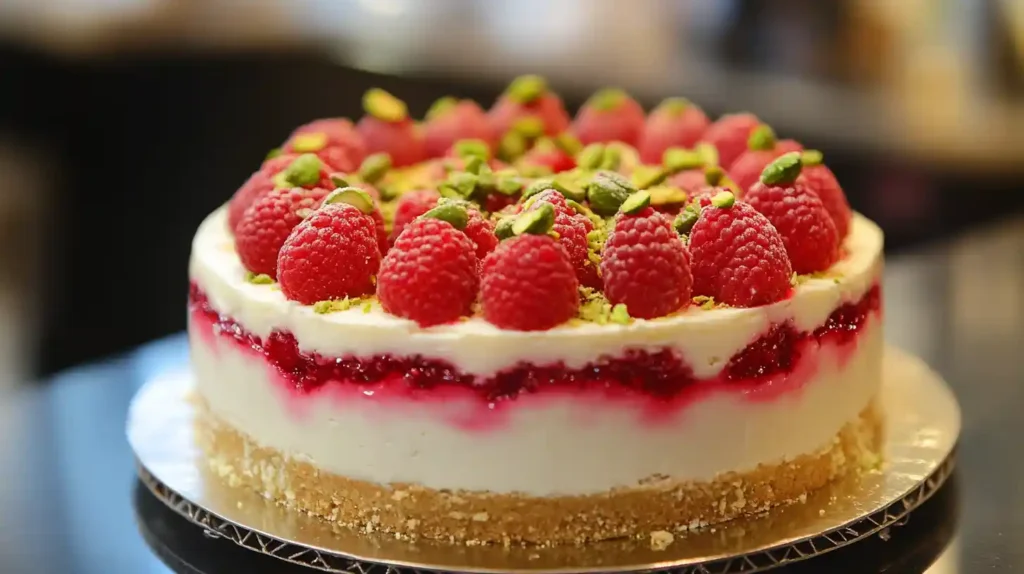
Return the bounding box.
[127,347,960,574]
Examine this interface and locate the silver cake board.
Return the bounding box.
[127,347,960,574]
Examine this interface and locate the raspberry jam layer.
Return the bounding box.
[190,282,881,407]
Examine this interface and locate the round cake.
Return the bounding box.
[189,76,884,546]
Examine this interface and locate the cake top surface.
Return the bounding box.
[214,76,864,333]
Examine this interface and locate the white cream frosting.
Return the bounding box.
[189,208,883,378]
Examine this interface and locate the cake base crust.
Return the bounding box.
[196,399,884,546]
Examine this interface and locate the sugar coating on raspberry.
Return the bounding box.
[235,186,330,277]
[688,198,793,307]
[481,234,579,330]
[378,218,479,326]
[277,203,381,304]
[798,164,852,240]
[602,207,692,319]
[744,180,839,274]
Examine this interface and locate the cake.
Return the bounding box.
[189,76,884,546]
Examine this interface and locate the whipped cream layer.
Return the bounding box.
[191,319,883,495]
[190,208,883,378]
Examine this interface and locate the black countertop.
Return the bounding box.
[0,217,1021,574]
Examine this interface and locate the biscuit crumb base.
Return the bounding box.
[196,399,883,546]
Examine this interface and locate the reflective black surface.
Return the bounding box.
[0,218,1021,573]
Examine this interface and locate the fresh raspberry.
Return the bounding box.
[744,154,839,274]
[797,151,852,240]
[700,113,760,169]
[489,75,571,138]
[277,202,381,304]
[423,98,495,158]
[283,118,366,172]
[227,170,276,233]
[356,89,426,167]
[572,88,646,146]
[688,191,793,307]
[601,206,692,319]
[378,216,479,326]
[391,189,441,242]
[235,186,330,277]
[637,98,711,163]
[485,193,519,214]
[481,234,579,331]
[463,208,499,260]
[526,190,600,288]
[518,137,577,174]
[728,125,803,193]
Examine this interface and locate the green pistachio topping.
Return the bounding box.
[357,153,392,184]
[620,190,652,215]
[282,154,323,187]
[512,203,555,236]
[554,132,583,156]
[363,88,408,123]
[426,96,458,121]
[324,187,376,214]
[588,87,628,112]
[587,170,636,216]
[329,174,351,188]
[551,175,588,203]
[599,143,624,170]
[648,185,687,207]
[454,139,491,161]
[512,116,545,139]
[673,204,700,235]
[423,202,469,230]
[291,132,328,153]
[494,216,516,240]
[801,149,824,167]
[576,143,607,171]
[313,297,368,314]
[631,165,668,189]
[522,179,555,201]
[441,171,479,199]
[747,124,777,151]
[760,152,803,186]
[245,271,274,285]
[704,165,726,186]
[495,173,525,196]
[463,155,485,175]
[711,191,736,209]
[663,147,705,174]
[656,97,691,116]
[497,131,527,162]
[506,75,547,104]
[695,142,719,167]
[265,147,283,160]
[609,304,631,325]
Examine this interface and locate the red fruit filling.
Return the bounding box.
[190,283,881,404]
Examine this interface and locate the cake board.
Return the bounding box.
[127,346,960,574]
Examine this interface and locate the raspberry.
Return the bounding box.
[701,112,760,169]
[481,213,579,331]
[728,125,803,193]
[602,205,692,319]
[688,191,793,307]
[637,98,711,164]
[391,189,441,242]
[744,154,839,274]
[519,137,577,174]
[227,152,324,233]
[423,98,495,158]
[277,200,381,304]
[463,208,499,260]
[488,75,571,138]
[797,151,852,240]
[573,88,646,146]
[283,118,366,172]
[236,186,330,277]
[227,170,276,233]
[526,190,600,288]
[378,215,479,326]
[356,89,426,167]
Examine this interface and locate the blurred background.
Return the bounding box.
[0,0,1022,382]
